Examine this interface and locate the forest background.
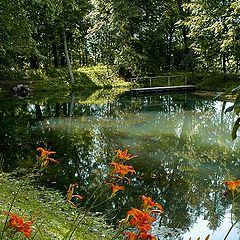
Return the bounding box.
[0,0,240,91]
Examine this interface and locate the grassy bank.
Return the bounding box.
[0,172,114,239]
[136,71,240,92]
[1,66,240,97]
[0,65,131,96]
[191,72,240,92]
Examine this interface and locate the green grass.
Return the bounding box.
[195,72,240,92]
[0,65,132,95]
[1,66,240,95]
[0,173,115,240]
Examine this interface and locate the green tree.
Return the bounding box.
[182,0,240,75]
[0,0,33,69]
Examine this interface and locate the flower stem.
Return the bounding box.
[224,220,237,240]
[0,164,39,240]
[62,182,104,240]
[0,177,27,239]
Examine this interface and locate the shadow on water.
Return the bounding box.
[0,89,240,239]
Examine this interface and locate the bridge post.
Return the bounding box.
[168,76,170,86]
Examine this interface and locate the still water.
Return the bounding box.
[1,90,240,239]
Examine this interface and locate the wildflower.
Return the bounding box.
[36,147,59,168]
[110,184,124,197]
[115,149,137,161]
[16,221,33,238]
[3,212,33,238]
[124,232,139,240]
[111,162,136,178]
[37,147,56,156]
[124,231,157,240]
[127,208,155,230]
[5,212,22,228]
[141,195,164,213]
[224,180,240,191]
[138,232,157,240]
[66,183,83,207]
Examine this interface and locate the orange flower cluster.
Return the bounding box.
[142,195,164,214]
[123,195,164,240]
[115,149,138,161]
[224,180,240,191]
[108,149,137,196]
[4,212,33,238]
[111,162,136,178]
[66,183,83,207]
[36,147,59,168]
[110,184,125,197]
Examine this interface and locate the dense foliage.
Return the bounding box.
[0,0,239,76]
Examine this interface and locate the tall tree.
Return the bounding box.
[0,0,33,69]
[182,0,240,74]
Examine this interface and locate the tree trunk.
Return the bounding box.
[223,53,227,80]
[63,30,75,84]
[177,0,190,70]
[35,105,42,120]
[52,41,59,68]
[85,47,88,66]
[30,56,38,69]
[166,28,174,70]
[69,91,75,116]
[236,58,239,74]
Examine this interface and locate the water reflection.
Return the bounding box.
[0,90,240,239]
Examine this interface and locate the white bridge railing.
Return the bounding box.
[129,75,188,87]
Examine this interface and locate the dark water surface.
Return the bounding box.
[1,90,240,239]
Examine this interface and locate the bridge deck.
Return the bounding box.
[129,85,196,95]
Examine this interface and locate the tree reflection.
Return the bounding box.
[0,91,240,237]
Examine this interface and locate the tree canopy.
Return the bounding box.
[0,0,239,76]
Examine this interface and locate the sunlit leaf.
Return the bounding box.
[232,117,240,140]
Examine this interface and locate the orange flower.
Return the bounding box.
[115,149,137,161]
[110,184,124,196]
[224,180,240,191]
[127,208,155,230]
[66,183,83,207]
[36,147,59,168]
[16,221,33,238]
[37,147,56,156]
[141,195,164,213]
[111,162,136,177]
[138,232,157,240]
[124,232,138,240]
[3,212,33,238]
[124,231,157,240]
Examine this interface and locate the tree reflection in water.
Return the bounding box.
[0,90,240,239]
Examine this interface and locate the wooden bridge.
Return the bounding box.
[129,75,196,95]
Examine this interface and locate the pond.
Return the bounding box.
[1,89,240,240]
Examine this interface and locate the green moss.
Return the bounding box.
[0,173,116,240]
